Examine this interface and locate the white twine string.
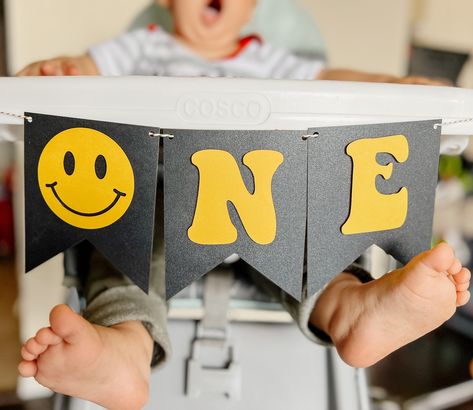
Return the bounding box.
[0,113,175,142]
[148,131,174,139]
[302,132,319,140]
[307,118,473,137]
[433,118,473,130]
[0,111,32,123]
[0,111,473,141]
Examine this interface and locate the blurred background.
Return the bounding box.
[0,0,473,409]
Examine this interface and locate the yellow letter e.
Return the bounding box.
[341,135,409,235]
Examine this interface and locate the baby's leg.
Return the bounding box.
[311,242,471,368]
[18,305,153,410]
[19,189,169,408]
[17,244,169,410]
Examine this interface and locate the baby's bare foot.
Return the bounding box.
[312,242,470,368]
[18,305,153,410]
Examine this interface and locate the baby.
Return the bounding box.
[17,1,470,409]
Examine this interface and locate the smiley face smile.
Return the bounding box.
[46,181,126,217]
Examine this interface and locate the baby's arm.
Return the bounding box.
[17,54,99,76]
[316,68,449,85]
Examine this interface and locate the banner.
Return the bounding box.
[306,120,441,294]
[24,113,160,291]
[163,129,307,299]
[24,115,442,300]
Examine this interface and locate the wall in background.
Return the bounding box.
[297,0,411,76]
[4,0,152,75]
[0,1,11,174]
[298,0,473,86]
[411,0,473,87]
[413,0,473,52]
[0,1,6,76]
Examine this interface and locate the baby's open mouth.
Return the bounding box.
[202,0,222,25]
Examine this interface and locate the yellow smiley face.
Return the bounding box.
[38,127,135,229]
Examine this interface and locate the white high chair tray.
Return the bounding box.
[1,77,473,139]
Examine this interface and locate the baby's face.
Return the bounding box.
[159,0,257,48]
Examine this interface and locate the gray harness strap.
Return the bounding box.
[186,267,242,400]
[201,267,233,335]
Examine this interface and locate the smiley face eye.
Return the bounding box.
[95,155,107,179]
[64,151,75,176]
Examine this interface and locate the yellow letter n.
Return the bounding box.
[341,135,409,235]
[188,149,284,245]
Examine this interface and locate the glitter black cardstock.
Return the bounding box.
[306,120,441,295]
[24,113,160,292]
[163,129,307,300]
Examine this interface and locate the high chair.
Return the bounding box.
[3,77,472,409]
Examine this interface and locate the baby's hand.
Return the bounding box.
[392,75,452,86]
[317,69,451,86]
[16,55,99,76]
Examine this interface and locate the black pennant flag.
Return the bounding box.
[24,113,160,291]
[306,120,441,295]
[163,129,307,300]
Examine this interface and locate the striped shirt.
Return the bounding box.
[89,26,324,80]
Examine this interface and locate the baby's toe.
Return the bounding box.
[457,290,471,307]
[18,360,37,377]
[25,337,48,356]
[36,327,62,346]
[21,345,37,361]
[453,267,471,285]
[447,258,462,276]
[419,242,455,273]
[456,282,470,292]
